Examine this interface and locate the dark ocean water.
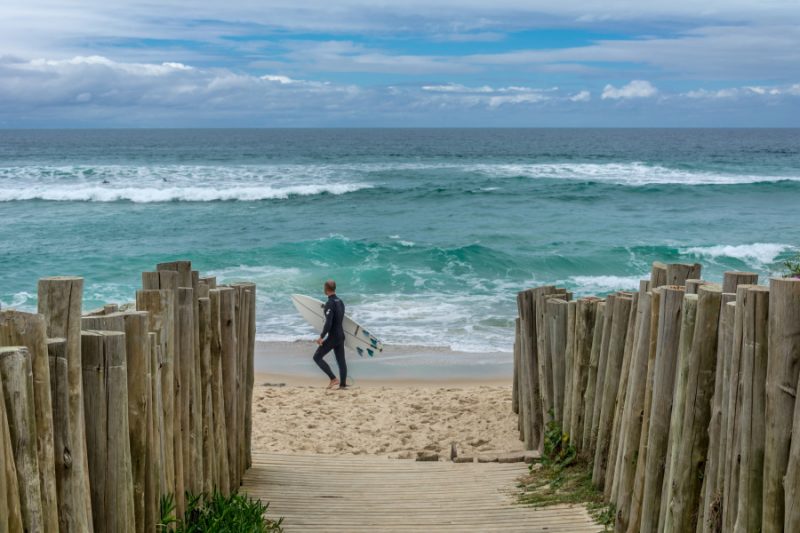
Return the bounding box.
[1,128,799,354]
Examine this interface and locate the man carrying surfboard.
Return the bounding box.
[313,280,348,389]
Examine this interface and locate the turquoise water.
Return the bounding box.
[1,129,799,354]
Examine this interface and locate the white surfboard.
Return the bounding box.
[291,294,384,357]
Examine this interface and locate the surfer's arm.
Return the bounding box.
[320,300,333,340]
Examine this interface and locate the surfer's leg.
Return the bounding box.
[313,342,336,380]
[334,343,347,387]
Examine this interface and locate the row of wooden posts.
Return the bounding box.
[513,262,800,532]
[0,260,257,533]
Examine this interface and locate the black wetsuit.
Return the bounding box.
[313,294,347,386]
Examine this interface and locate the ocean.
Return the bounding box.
[1,128,798,356]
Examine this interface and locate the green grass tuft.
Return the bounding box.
[158,490,284,532]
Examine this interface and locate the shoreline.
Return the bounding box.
[254,339,513,384]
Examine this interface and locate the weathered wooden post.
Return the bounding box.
[665,263,702,286]
[589,294,616,454]
[722,285,752,531]
[177,286,201,493]
[650,262,667,288]
[663,285,722,532]
[535,290,567,430]
[592,295,632,488]
[513,318,520,417]
[145,332,163,533]
[0,355,24,533]
[136,288,175,502]
[722,271,758,294]
[0,311,59,533]
[81,330,135,533]
[763,277,800,532]
[124,313,150,533]
[38,276,93,532]
[219,287,239,487]
[581,300,606,452]
[199,297,216,494]
[658,293,699,530]
[786,371,800,532]
[569,298,598,450]
[562,300,577,432]
[209,289,230,495]
[546,298,568,425]
[698,293,736,533]
[607,292,639,501]
[624,287,662,533]
[0,346,44,532]
[638,285,685,533]
[731,286,769,533]
[613,291,653,532]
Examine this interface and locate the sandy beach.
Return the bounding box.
[251,338,522,460]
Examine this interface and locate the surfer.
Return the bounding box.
[313,280,348,389]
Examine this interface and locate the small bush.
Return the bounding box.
[784,252,800,278]
[158,491,284,533]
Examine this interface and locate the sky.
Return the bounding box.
[1,0,799,127]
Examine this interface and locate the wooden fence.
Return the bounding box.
[0,260,256,533]
[513,262,800,532]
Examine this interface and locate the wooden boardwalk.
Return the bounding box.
[242,452,601,532]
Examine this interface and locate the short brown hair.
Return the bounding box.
[324,279,336,292]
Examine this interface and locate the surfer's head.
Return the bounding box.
[324,279,336,295]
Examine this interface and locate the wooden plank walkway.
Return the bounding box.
[242,452,601,532]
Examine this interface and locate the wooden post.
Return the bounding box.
[0,311,59,533]
[562,301,577,432]
[0,355,24,533]
[177,287,201,493]
[722,285,753,532]
[697,292,736,533]
[512,318,520,416]
[613,291,653,532]
[124,313,150,533]
[245,284,256,470]
[650,262,667,289]
[515,296,532,448]
[663,285,723,532]
[0,346,44,532]
[658,293,699,531]
[145,332,163,533]
[209,289,230,495]
[38,276,93,532]
[135,288,175,502]
[198,297,216,494]
[48,338,78,533]
[763,277,800,532]
[685,279,708,294]
[199,276,217,289]
[638,285,685,533]
[546,298,568,425]
[535,290,566,430]
[731,286,769,533]
[608,292,640,501]
[569,298,598,450]
[592,294,632,488]
[589,294,616,454]
[141,270,182,513]
[785,367,800,531]
[190,273,203,489]
[665,263,702,286]
[624,287,662,533]
[219,287,239,487]
[81,330,135,533]
[722,271,758,294]
[581,301,606,453]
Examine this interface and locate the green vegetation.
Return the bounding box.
[518,416,614,530]
[158,491,284,532]
[784,251,800,278]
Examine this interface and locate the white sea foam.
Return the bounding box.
[472,162,800,185]
[561,275,645,295]
[0,183,370,202]
[680,243,793,265]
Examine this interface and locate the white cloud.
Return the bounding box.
[570,90,591,102]
[601,80,657,100]
[682,83,800,99]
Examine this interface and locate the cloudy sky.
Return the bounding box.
[1,0,799,127]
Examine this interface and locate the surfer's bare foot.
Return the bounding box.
[326,378,339,389]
